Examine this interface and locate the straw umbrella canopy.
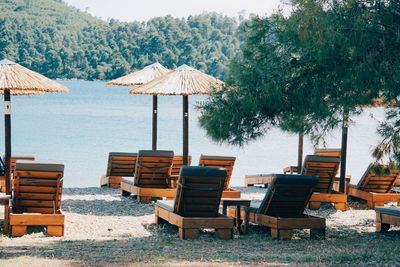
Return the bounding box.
[129,64,224,165]
[107,63,171,149]
[0,59,68,194]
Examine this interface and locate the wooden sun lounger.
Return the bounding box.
[348,164,400,208]
[230,174,325,240]
[376,206,400,232]
[121,150,175,203]
[282,148,342,174]
[301,155,347,211]
[155,166,233,240]
[7,162,65,237]
[199,155,241,198]
[169,155,192,187]
[0,155,35,193]
[246,155,347,211]
[100,152,137,188]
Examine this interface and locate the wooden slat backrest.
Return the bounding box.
[174,166,227,217]
[258,174,318,217]
[356,164,399,193]
[314,148,341,158]
[13,163,64,214]
[133,150,174,188]
[170,155,192,176]
[198,155,235,190]
[106,152,138,177]
[301,155,340,193]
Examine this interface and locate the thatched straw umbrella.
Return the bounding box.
[129,64,224,165]
[0,59,68,194]
[107,63,170,149]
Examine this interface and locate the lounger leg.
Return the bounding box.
[11,226,27,237]
[121,190,131,197]
[178,228,199,240]
[310,229,325,239]
[376,213,390,232]
[138,196,152,204]
[47,226,64,237]
[376,222,390,232]
[154,214,167,225]
[334,202,348,211]
[308,201,321,210]
[271,228,292,240]
[216,228,233,240]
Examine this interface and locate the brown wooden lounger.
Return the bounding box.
[0,155,35,193]
[348,164,400,208]
[376,206,400,232]
[121,150,175,203]
[155,166,233,240]
[199,155,241,198]
[282,148,341,174]
[7,162,65,237]
[229,174,325,240]
[246,155,347,210]
[100,152,137,188]
[169,155,192,187]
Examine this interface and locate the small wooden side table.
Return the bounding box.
[0,194,10,234]
[221,198,251,234]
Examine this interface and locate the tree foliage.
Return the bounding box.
[0,0,241,80]
[199,0,400,148]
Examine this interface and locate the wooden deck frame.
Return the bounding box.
[121,181,176,203]
[376,210,400,232]
[245,174,347,211]
[155,205,233,240]
[9,213,64,237]
[349,186,400,208]
[228,207,325,240]
[121,180,240,203]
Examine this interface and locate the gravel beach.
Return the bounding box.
[1,187,400,266]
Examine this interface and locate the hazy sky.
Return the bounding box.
[64,0,286,22]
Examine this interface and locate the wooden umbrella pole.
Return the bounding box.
[339,109,349,193]
[297,132,304,174]
[4,89,11,195]
[152,95,158,150]
[183,96,189,165]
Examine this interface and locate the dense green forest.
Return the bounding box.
[0,0,241,80]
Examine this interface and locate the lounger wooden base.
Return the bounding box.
[376,208,400,232]
[309,192,348,211]
[228,208,325,240]
[349,186,400,208]
[9,213,65,237]
[100,175,122,189]
[155,205,233,240]
[121,180,176,204]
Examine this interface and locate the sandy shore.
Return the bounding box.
[1,187,400,266]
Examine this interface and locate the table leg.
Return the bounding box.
[222,203,227,215]
[236,205,241,229]
[243,206,250,234]
[4,202,9,235]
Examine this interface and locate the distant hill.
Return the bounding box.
[0,0,241,80]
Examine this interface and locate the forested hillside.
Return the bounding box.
[0,0,241,80]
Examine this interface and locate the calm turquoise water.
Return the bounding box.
[5,80,385,187]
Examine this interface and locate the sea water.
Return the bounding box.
[5,80,385,187]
